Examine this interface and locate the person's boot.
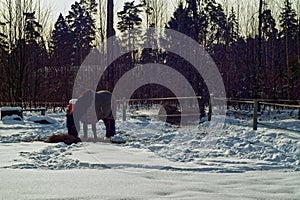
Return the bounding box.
[107,119,116,138]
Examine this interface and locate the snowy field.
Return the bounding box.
[0,108,300,199]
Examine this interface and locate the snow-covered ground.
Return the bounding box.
[0,108,299,199]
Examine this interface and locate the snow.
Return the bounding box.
[2,115,24,125]
[0,108,300,199]
[0,107,22,111]
[69,99,78,104]
[27,115,57,124]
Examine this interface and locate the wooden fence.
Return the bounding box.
[0,102,68,112]
[1,97,299,131]
[218,98,300,131]
[118,97,300,131]
[116,96,203,121]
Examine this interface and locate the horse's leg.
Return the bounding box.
[92,123,97,140]
[83,123,88,139]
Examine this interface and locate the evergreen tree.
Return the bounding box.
[80,0,98,16]
[140,24,159,64]
[23,11,48,103]
[205,0,227,47]
[50,14,75,101]
[226,7,239,45]
[279,0,298,99]
[167,0,226,48]
[0,23,8,65]
[187,0,199,42]
[262,9,277,41]
[167,1,208,44]
[167,2,193,38]
[260,8,279,98]
[117,1,143,32]
[51,14,74,67]
[117,1,143,62]
[0,23,9,99]
[67,1,96,66]
[7,11,47,103]
[24,12,42,43]
[279,0,298,40]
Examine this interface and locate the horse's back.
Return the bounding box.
[95,90,114,119]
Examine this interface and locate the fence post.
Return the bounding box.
[298,108,300,120]
[208,98,212,121]
[253,99,258,130]
[122,97,127,121]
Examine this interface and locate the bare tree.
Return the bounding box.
[141,0,169,29]
[0,0,51,103]
[98,0,106,45]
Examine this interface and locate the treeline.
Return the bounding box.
[0,0,299,105]
[0,0,97,103]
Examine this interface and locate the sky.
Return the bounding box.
[34,0,300,36]
[45,0,127,22]
[44,0,295,23]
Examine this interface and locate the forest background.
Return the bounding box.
[0,0,299,105]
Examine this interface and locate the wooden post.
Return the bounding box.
[253,99,258,130]
[122,97,127,121]
[208,98,212,121]
[298,101,300,120]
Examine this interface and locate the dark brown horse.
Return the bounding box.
[66,90,116,139]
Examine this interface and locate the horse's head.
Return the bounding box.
[66,113,79,137]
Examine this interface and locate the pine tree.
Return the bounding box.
[117,1,143,32]
[279,0,298,40]
[67,1,96,66]
[140,24,159,64]
[117,1,143,62]
[51,14,74,67]
[7,11,48,104]
[260,8,278,98]
[205,0,227,48]
[167,2,193,38]
[0,23,9,99]
[0,23,8,65]
[24,12,42,43]
[187,0,199,42]
[80,0,98,16]
[262,9,277,41]
[279,0,298,99]
[226,7,239,45]
[50,14,75,101]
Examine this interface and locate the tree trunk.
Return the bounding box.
[257,0,263,100]
[286,35,291,99]
[106,0,114,90]
[107,0,114,39]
